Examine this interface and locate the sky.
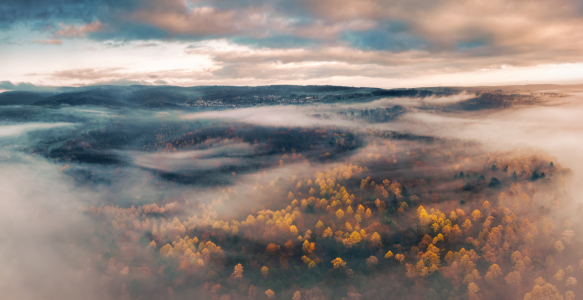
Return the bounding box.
[2,0,583,89]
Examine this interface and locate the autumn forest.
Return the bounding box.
[1,85,582,300]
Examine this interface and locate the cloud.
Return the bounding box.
[134,42,159,48]
[0,36,20,45]
[31,38,62,45]
[128,6,267,37]
[53,21,104,38]
[342,21,428,52]
[2,0,582,57]
[3,0,583,86]
[50,68,126,80]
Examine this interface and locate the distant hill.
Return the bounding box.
[0,84,548,111]
[0,91,51,105]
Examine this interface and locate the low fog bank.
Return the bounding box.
[181,105,362,128]
[393,92,583,201]
[0,153,106,300]
[179,91,583,203]
[363,91,477,108]
[180,92,477,128]
[0,122,76,138]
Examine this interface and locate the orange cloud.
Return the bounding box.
[31,39,62,45]
[54,21,104,38]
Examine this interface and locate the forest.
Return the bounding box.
[80,126,579,300]
[0,86,581,300]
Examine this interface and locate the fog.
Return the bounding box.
[0,122,75,138]
[180,91,583,201]
[393,93,583,201]
[119,141,262,173]
[181,105,362,128]
[0,152,105,300]
[1,87,582,300]
[362,91,476,107]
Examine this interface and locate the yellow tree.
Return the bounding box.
[366,256,379,267]
[395,254,405,263]
[485,264,502,283]
[554,269,565,281]
[261,266,269,278]
[160,244,174,258]
[471,209,482,221]
[450,225,462,241]
[346,206,354,215]
[315,220,324,232]
[365,208,372,218]
[417,206,431,226]
[463,269,481,284]
[323,227,333,238]
[345,222,353,232]
[332,257,346,268]
[505,271,522,286]
[302,240,314,254]
[432,233,444,245]
[554,241,565,253]
[371,232,381,246]
[357,205,365,215]
[523,283,563,300]
[350,231,362,244]
[468,282,480,298]
[266,243,280,255]
[462,219,473,234]
[231,263,244,279]
[293,291,301,300]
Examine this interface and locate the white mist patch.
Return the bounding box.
[181,105,362,128]
[422,91,477,104]
[365,91,476,108]
[119,141,260,172]
[0,123,75,138]
[181,106,313,127]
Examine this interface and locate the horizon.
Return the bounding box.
[3,81,583,94]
